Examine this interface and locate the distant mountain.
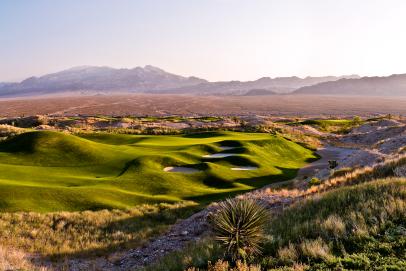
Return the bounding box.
[0,65,207,97]
[243,89,277,96]
[0,65,361,97]
[161,75,360,95]
[0,82,14,88]
[293,74,406,96]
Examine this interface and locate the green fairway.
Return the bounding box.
[0,131,317,212]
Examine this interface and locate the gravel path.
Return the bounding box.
[297,146,356,178]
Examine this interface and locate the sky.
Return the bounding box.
[1,0,406,82]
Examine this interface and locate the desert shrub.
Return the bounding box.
[277,244,298,264]
[352,116,363,125]
[308,177,321,186]
[0,124,26,137]
[328,160,338,169]
[320,215,346,238]
[298,238,332,262]
[209,199,269,261]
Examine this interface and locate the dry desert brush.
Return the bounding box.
[209,198,269,261]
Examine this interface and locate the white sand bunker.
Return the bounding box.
[203,153,238,158]
[163,167,201,173]
[231,166,258,171]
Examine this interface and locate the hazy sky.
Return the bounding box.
[1,0,406,82]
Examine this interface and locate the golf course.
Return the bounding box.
[0,131,317,212]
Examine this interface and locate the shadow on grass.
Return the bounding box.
[182,131,228,138]
[116,158,142,177]
[46,204,203,261]
[185,166,300,204]
[217,140,243,147]
[306,152,321,162]
[0,131,39,153]
[202,175,238,189]
[214,155,258,166]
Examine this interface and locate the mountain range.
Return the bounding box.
[1,65,406,97]
[0,66,206,97]
[293,74,406,96]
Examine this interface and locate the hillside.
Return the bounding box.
[150,178,406,271]
[294,74,406,96]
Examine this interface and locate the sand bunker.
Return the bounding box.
[230,166,258,171]
[163,167,201,173]
[203,153,238,158]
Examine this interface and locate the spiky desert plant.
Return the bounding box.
[209,198,269,261]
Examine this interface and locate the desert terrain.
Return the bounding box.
[2,94,406,118]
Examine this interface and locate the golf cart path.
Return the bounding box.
[297,146,357,178]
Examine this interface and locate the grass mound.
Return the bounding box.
[0,131,316,212]
[0,131,122,166]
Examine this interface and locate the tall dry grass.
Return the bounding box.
[0,202,197,259]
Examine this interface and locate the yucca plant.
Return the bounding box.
[209,198,269,261]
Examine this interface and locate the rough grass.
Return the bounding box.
[0,246,48,271]
[0,131,316,212]
[262,178,406,270]
[145,178,406,271]
[0,202,199,259]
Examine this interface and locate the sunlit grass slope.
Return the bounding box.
[0,131,316,212]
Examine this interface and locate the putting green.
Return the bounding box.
[0,131,317,212]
